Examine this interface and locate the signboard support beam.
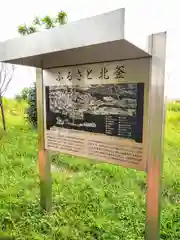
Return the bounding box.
[145,32,167,240]
[36,68,52,212]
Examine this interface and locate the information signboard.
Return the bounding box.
[0,8,167,239]
[43,58,149,170]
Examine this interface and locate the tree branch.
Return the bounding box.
[0,63,5,87]
[0,67,8,93]
[0,63,15,95]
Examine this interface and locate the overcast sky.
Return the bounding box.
[0,0,179,99]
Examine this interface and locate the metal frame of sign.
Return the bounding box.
[145,33,167,240]
[0,9,167,240]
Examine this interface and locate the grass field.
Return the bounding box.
[0,99,179,239]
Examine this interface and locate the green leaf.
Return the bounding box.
[33,17,41,26]
[17,24,28,36]
[41,16,55,29]
[28,26,37,34]
[56,11,67,25]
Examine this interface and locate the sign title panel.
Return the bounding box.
[43,59,149,170]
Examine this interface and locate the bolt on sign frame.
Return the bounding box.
[0,8,166,240]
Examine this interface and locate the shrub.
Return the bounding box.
[21,87,31,100]
[15,87,31,101]
[167,102,180,112]
[26,83,37,128]
[15,94,22,101]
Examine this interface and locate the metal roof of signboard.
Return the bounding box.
[0,8,151,69]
